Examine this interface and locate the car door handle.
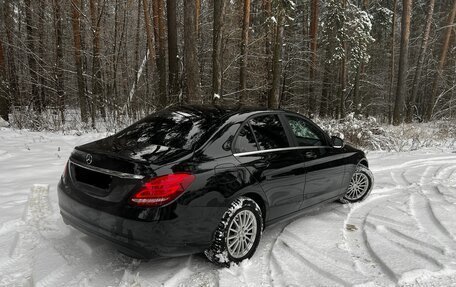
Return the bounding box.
[304,151,317,159]
[253,160,270,169]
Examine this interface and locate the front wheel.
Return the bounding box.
[205,197,263,266]
[340,165,374,203]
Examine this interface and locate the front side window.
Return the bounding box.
[233,124,258,153]
[286,116,325,146]
[249,114,289,150]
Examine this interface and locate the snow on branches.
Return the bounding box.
[321,0,375,68]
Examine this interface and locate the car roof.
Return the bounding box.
[165,104,289,120]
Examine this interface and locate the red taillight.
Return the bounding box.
[129,173,195,207]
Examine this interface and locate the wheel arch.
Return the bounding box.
[358,158,369,168]
[241,192,267,226]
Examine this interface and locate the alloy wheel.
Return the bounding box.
[346,172,369,201]
[226,209,258,259]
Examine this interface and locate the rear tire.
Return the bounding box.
[205,197,263,266]
[340,165,374,203]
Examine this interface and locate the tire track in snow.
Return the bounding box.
[269,253,285,287]
[0,184,134,287]
[369,224,444,270]
[420,166,434,185]
[252,219,294,287]
[344,197,400,284]
[265,222,291,287]
[268,203,373,287]
[390,170,411,187]
[434,164,456,180]
[0,184,51,286]
[417,164,456,243]
[217,219,292,287]
[281,229,354,268]
[0,219,23,236]
[424,185,455,206]
[278,240,351,286]
[266,204,350,286]
[410,194,456,253]
[436,185,456,201]
[348,196,451,284]
[372,156,456,173]
[382,226,445,255]
[367,213,414,229]
[268,156,456,285]
[448,168,456,182]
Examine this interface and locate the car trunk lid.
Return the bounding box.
[67,137,193,203]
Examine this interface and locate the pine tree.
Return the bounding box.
[212,0,227,103]
[167,0,179,102]
[393,0,412,125]
[184,0,201,103]
[71,0,89,123]
[239,0,251,104]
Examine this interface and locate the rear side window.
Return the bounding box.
[249,114,289,150]
[285,116,325,146]
[233,124,258,153]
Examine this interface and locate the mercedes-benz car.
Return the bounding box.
[58,105,373,266]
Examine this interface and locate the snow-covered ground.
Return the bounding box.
[1,128,456,287]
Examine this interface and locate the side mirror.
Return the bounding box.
[331,136,344,149]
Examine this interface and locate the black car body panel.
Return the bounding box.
[58,105,368,258]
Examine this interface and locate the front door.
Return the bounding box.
[282,115,347,208]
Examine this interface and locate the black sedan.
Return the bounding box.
[58,105,374,265]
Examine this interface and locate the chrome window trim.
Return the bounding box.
[233,146,330,157]
[69,159,145,179]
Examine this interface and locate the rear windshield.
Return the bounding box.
[112,110,219,151]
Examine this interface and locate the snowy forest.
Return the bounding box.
[2,1,456,286]
[0,0,455,130]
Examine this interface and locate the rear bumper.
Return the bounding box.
[57,180,222,258]
[60,208,156,258]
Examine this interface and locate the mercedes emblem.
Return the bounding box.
[85,154,93,165]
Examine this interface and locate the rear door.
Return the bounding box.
[282,114,346,208]
[233,113,306,221]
